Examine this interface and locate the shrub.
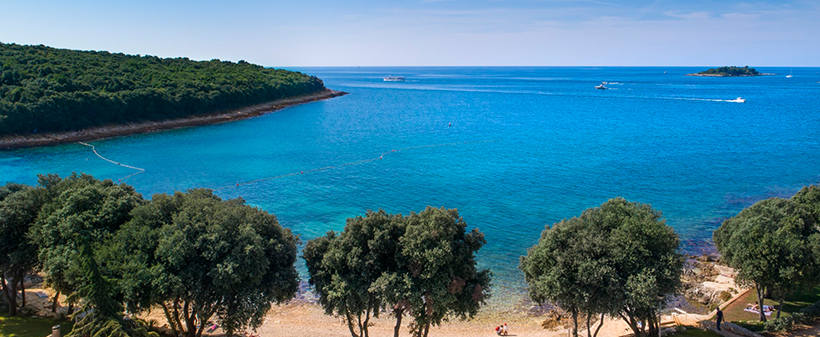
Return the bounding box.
[719,291,732,302]
[763,317,793,332]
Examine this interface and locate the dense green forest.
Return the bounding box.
[696,66,761,76]
[0,43,326,136]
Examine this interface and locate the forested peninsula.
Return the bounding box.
[0,43,345,148]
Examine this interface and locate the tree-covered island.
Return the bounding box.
[688,66,762,77]
[0,43,344,144]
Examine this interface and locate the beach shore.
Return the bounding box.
[0,89,348,150]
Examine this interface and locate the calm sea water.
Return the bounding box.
[2,67,820,305]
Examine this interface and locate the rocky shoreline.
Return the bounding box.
[0,89,348,150]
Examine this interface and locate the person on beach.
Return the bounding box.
[502,323,508,335]
[716,308,724,331]
[495,325,502,335]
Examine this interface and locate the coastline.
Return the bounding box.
[0,89,348,150]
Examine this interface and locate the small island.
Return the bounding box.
[687,66,762,77]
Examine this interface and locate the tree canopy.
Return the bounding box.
[305,207,491,337]
[30,173,145,314]
[304,210,405,337]
[111,189,299,337]
[0,183,43,315]
[0,42,326,136]
[520,198,683,337]
[714,197,820,321]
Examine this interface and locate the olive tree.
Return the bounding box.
[521,198,683,337]
[304,210,404,337]
[397,207,492,337]
[30,173,144,314]
[714,197,820,321]
[111,189,299,337]
[305,207,491,337]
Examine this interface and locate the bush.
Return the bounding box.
[763,317,794,332]
[719,291,732,302]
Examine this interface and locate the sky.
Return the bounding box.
[1,0,818,66]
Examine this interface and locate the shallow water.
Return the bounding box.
[3,67,820,303]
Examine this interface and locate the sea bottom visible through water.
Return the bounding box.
[2,67,820,310]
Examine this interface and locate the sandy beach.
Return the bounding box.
[0,89,347,150]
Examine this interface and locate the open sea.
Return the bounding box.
[2,67,820,308]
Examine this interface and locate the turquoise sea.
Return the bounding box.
[2,67,820,305]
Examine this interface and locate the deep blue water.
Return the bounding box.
[2,67,820,304]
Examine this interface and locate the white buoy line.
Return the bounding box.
[79,142,145,181]
[215,139,499,191]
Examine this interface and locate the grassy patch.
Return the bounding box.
[675,327,723,337]
[723,287,820,323]
[733,320,765,332]
[0,314,73,337]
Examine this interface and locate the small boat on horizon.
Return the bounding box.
[384,76,406,82]
[786,68,793,78]
[728,97,746,103]
[595,81,608,90]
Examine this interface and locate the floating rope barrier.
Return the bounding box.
[215,139,498,191]
[79,142,145,181]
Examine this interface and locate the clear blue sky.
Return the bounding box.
[1,0,817,66]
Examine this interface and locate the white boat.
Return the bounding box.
[595,81,608,90]
[786,68,793,78]
[728,97,746,103]
[384,76,406,82]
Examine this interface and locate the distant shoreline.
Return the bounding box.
[0,89,348,150]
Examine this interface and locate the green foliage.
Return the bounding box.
[111,189,299,337]
[713,197,820,322]
[305,207,491,337]
[0,183,42,315]
[0,42,326,136]
[304,210,404,337]
[520,197,684,337]
[29,173,145,310]
[397,207,491,337]
[762,316,794,332]
[697,66,760,76]
[792,184,820,224]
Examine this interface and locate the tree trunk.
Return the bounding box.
[572,308,579,337]
[777,294,785,319]
[19,277,25,307]
[161,302,180,337]
[756,285,767,322]
[184,301,197,337]
[423,321,430,337]
[2,277,18,316]
[67,301,74,315]
[363,309,371,337]
[593,313,605,337]
[346,312,359,337]
[393,308,404,337]
[647,314,658,337]
[357,313,364,337]
[765,287,773,299]
[51,291,60,313]
[587,312,592,337]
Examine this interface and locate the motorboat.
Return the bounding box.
[728,97,746,103]
[595,81,608,90]
[384,76,406,82]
